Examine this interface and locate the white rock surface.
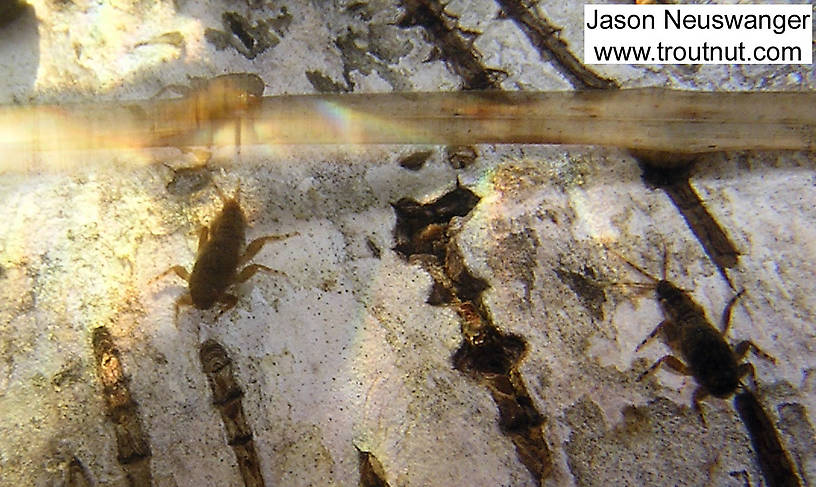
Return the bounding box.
[0,1,813,486]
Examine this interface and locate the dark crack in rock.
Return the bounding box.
[734,391,802,487]
[266,6,292,36]
[393,183,554,485]
[91,326,153,486]
[495,0,617,90]
[398,150,433,171]
[397,0,505,90]
[335,27,412,91]
[305,70,349,93]
[200,339,265,487]
[637,155,739,287]
[451,301,552,484]
[368,23,413,64]
[357,447,391,487]
[392,182,480,259]
[777,402,816,485]
[445,145,477,169]
[205,12,279,60]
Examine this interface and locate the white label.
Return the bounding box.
[584,4,812,64]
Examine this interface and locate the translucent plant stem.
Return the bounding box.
[0,88,813,159]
